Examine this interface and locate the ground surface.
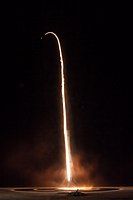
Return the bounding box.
[0,187,133,200]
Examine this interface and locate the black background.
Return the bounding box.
[0,2,131,186]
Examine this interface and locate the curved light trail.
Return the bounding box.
[44,32,72,183]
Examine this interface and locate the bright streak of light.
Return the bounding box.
[45,32,72,182]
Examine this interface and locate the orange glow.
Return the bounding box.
[58,186,93,191]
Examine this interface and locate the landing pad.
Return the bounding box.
[0,187,133,199]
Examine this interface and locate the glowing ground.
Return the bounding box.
[0,187,133,199]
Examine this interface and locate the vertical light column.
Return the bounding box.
[45,32,72,182]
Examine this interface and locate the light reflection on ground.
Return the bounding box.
[0,187,133,200]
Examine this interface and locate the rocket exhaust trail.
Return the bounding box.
[44,32,72,183]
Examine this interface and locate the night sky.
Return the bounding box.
[0,2,131,187]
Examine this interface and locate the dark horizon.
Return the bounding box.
[0,2,131,187]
